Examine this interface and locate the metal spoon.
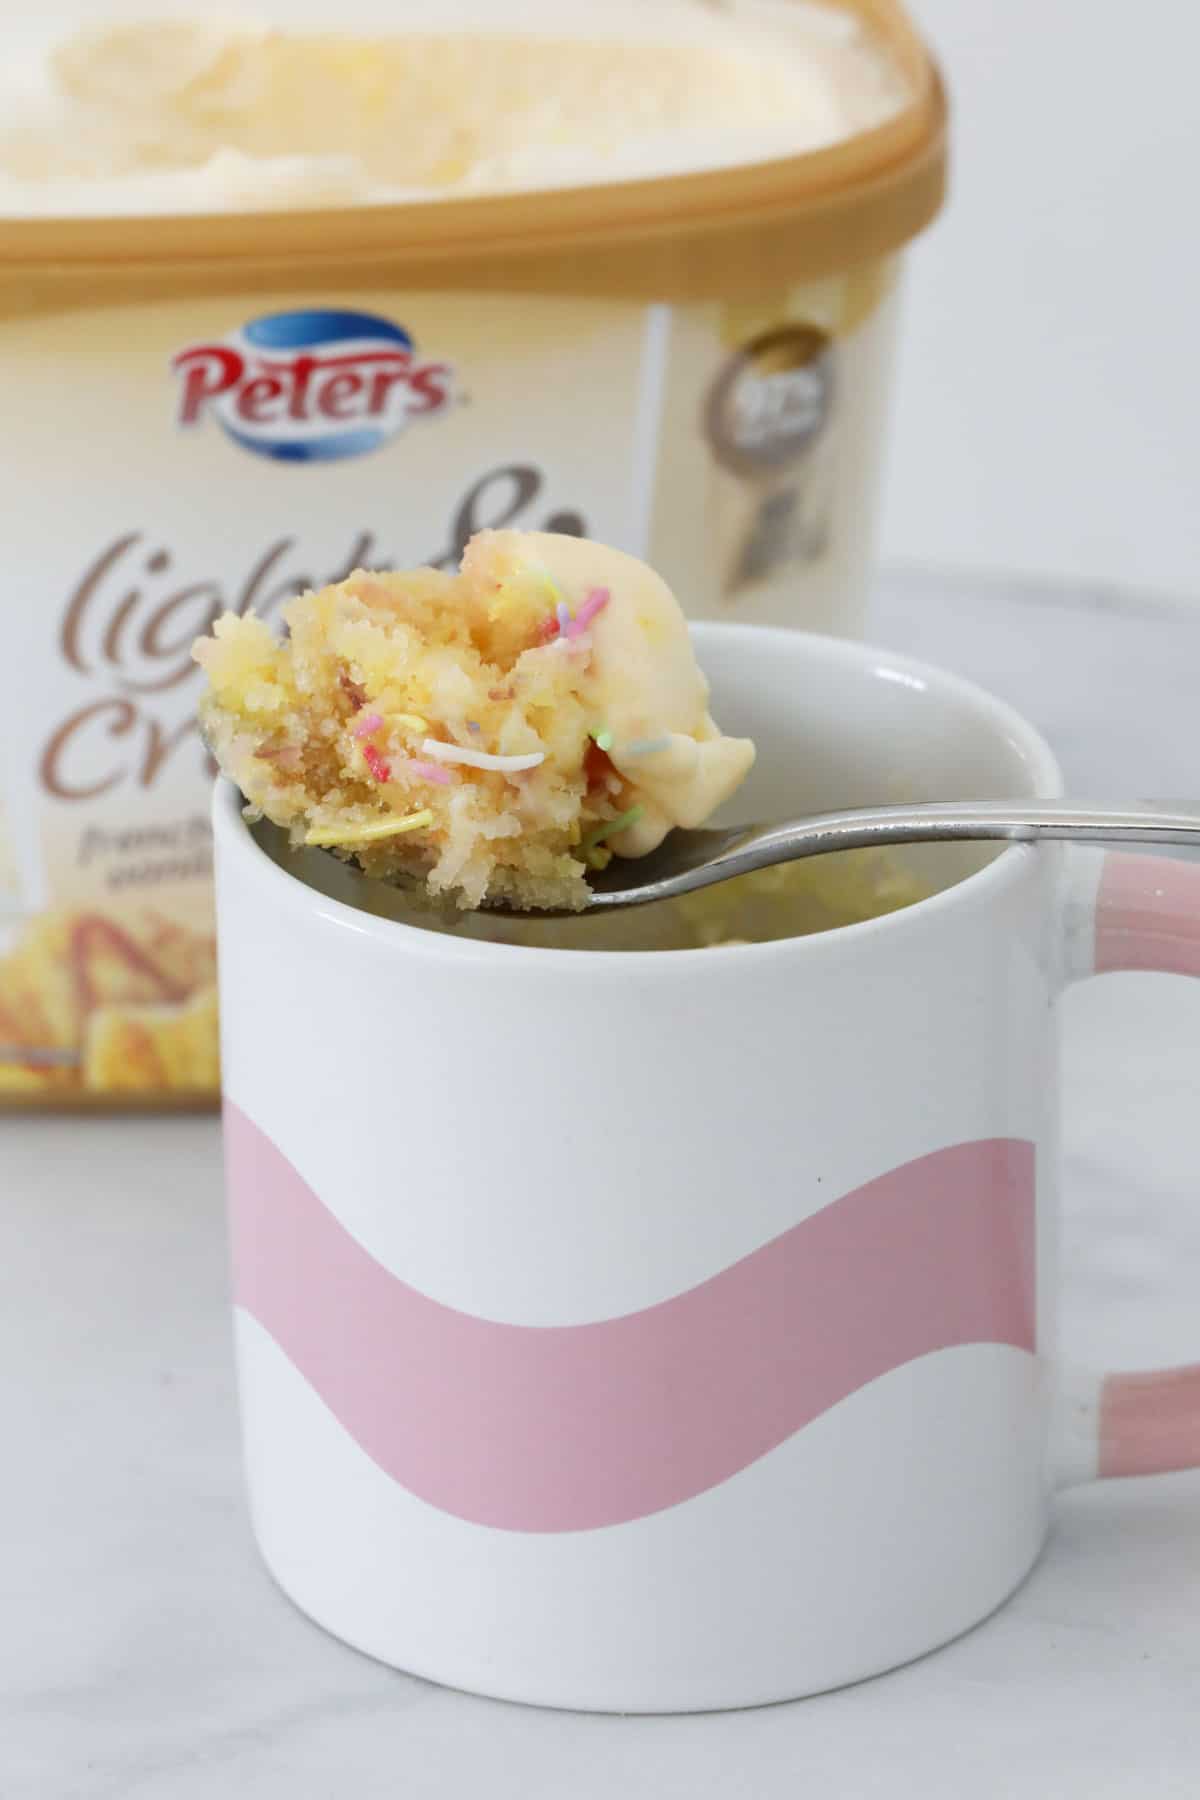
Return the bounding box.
[491,800,1200,916]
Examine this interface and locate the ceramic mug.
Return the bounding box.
[213,625,1200,1713]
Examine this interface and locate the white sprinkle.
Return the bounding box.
[421,738,545,774]
[623,736,671,756]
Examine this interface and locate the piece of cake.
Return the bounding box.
[194,530,756,911]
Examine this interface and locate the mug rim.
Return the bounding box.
[213,624,1065,971]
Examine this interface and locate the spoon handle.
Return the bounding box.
[599,801,1200,910]
[745,800,1200,865]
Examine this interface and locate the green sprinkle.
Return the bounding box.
[591,727,614,752]
[581,805,644,851]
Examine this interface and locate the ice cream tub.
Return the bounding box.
[0,0,946,1105]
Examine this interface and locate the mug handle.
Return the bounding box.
[1056,849,1200,1487]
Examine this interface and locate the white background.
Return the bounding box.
[884,0,1200,603]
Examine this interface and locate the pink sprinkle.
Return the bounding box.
[407,760,452,786]
[363,743,391,784]
[567,587,610,637]
[352,712,384,739]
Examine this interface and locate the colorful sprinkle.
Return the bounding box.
[362,743,392,783]
[351,712,384,739]
[591,728,614,752]
[407,760,452,786]
[534,614,561,645]
[581,804,645,850]
[421,738,545,774]
[567,587,610,638]
[556,601,572,636]
[392,713,428,734]
[624,735,670,756]
[306,810,433,848]
[467,720,481,732]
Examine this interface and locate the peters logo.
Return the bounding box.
[170,307,455,462]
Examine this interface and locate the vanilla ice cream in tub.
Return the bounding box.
[0,0,946,1105]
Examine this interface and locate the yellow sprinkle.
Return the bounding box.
[305,811,434,848]
[391,713,427,733]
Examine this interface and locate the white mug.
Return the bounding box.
[213,625,1200,1713]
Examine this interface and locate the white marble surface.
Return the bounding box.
[5,571,1200,1799]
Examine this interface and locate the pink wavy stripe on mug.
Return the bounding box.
[225,1103,1036,1533]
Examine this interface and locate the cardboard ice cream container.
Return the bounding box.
[0,0,945,1106]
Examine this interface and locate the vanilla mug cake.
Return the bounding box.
[195,530,758,911]
[194,528,930,947]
